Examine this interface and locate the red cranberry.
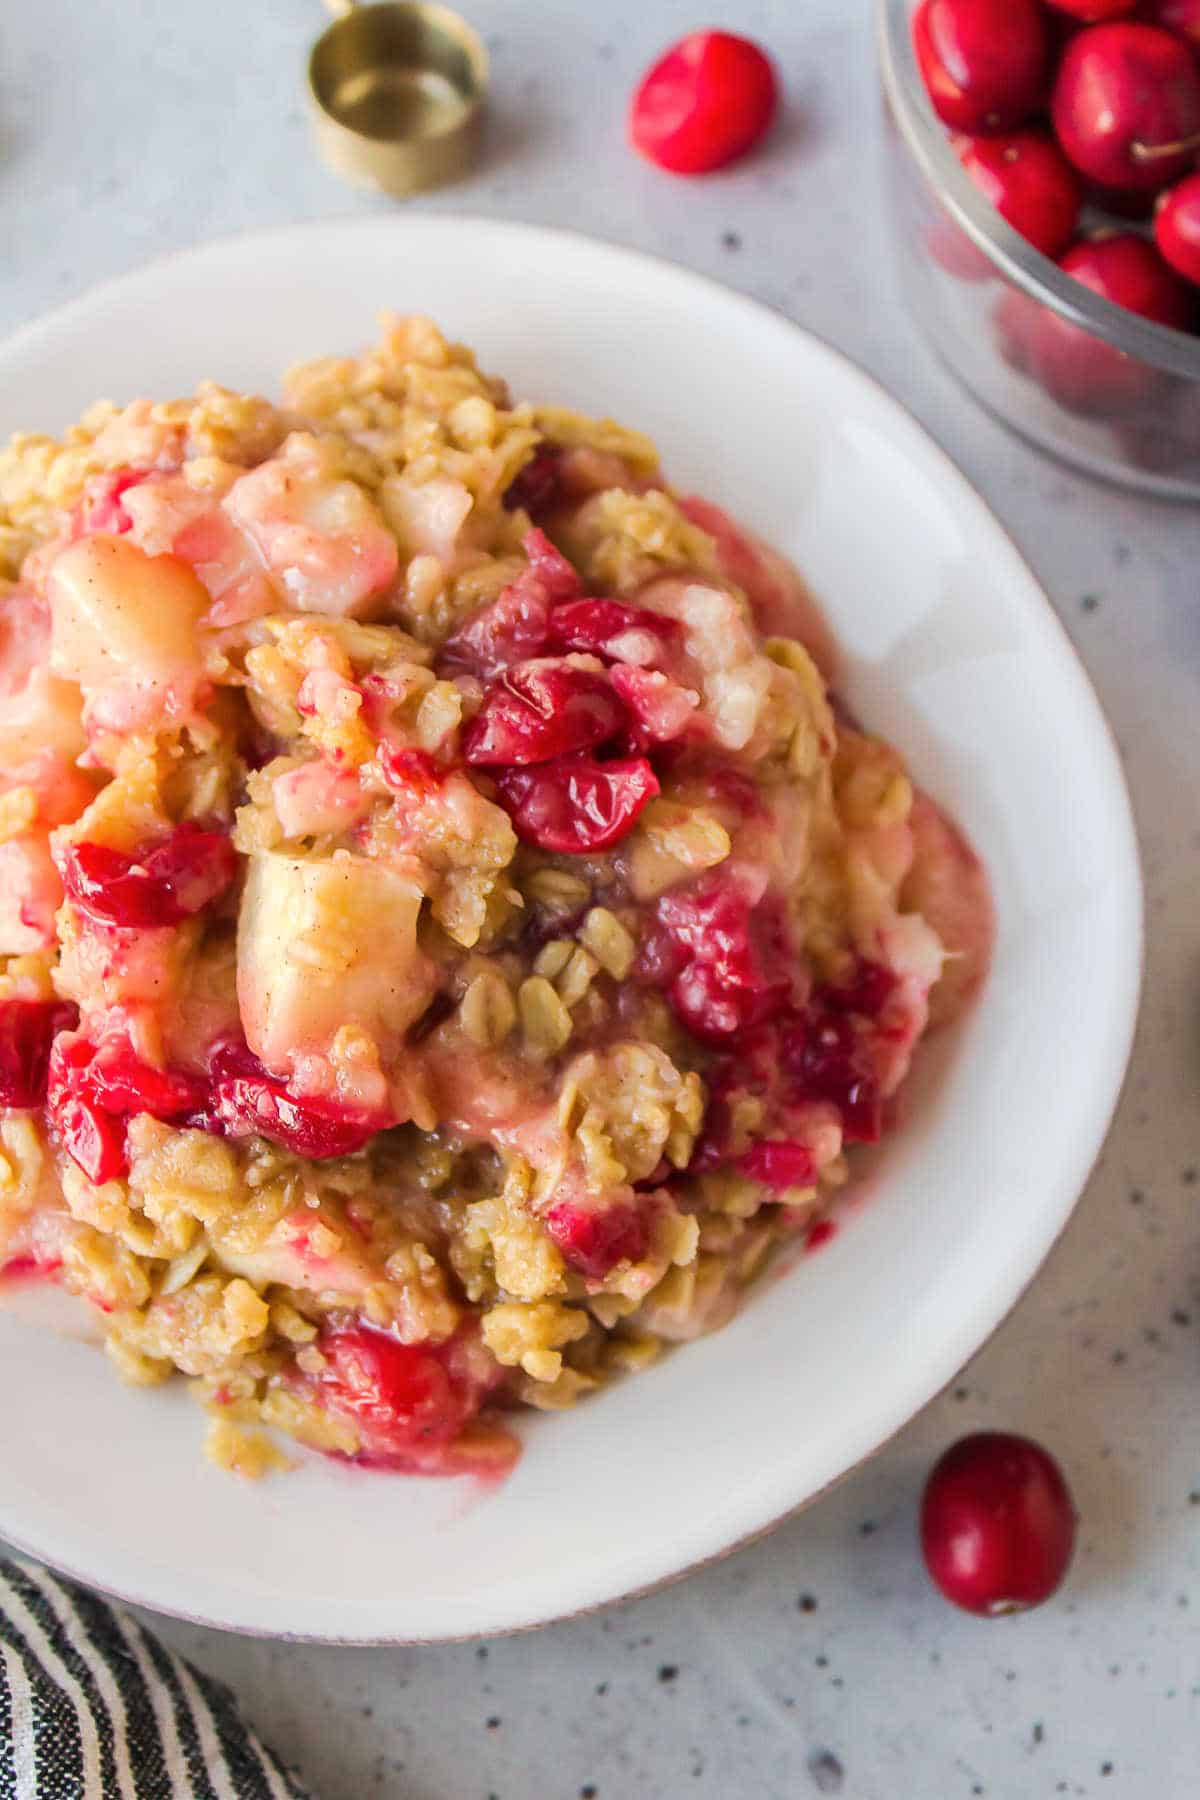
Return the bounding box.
[1052,24,1200,193]
[47,1033,207,1184]
[548,598,681,663]
[957,131,1082,257]
[502,447,565,518]
[913,0,1048,133]
[495,752,659,853]
[921,1432,1077,1616]
[1140,0,1200,49]
[377,745,444,802]
[787,1013,884,1144]
[308,1323,476,1464]
[207,1039,389,1160]
[629,31,778,175]
[462,661,629,767]
[1063,232,1194,326]
[651,876,792,1045]
[1043,0,1138,15]
[69,468,146,540]
[58,821,237,930]
[1154,172,1200,285]
[544,1199,649,1278]
[738,1140,815,1191]
[441,529,578,678]
[817,958,898,1021]
[0,999,79,1109]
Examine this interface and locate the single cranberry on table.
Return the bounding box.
[912,0,1048,134]
[1051,23,1200,193]
[956,130,1082,257]
[920,1432,1077,1616]
[629,30,778,175]
[1155,173,1200,285]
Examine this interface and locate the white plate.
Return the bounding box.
[0,218,1142,1643]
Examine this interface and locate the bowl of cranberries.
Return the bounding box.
[880,0,1200,494]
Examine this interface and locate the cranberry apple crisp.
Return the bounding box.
[0,317,991,1478]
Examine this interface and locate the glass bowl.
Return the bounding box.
[878,0,1200,499]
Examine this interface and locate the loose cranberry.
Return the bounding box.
[1043,0,1138,15]
[544,1199,648,1278]
[738,1140,816,1191]
[463,661,629,767]
[1141,0,1200,47]
[913,0,1048,133]
[441,529,578,678]
[495,753,659,853]
[651,876,792,1045]
[310,1323,472,1461]
[957,131,1082,258]
[629,30,778,175]
[548,598,681,663]
[58,820,237,929]
[502,447,565,518]
[1052,24,1200,193]
[46,1033,207,1184]
[920,1432,1077,1616]
[207,1039,388,1160]
[0,999,79,1109]
[1154,172,1200,285]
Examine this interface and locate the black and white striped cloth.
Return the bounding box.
[0,1556,312,1799]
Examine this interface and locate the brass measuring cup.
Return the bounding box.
[307,1,488,196]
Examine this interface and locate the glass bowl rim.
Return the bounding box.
[877,0,1200,382]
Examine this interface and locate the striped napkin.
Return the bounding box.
[0,1556,312,1799]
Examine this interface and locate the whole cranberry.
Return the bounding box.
[957,130,1082,257]
[921,1432,1077,1616]
[1062,232,1195,327]
[1043,0,1138,16]
[1155,172,1200,284]
[629,31,778,175]
[1140,0,1200,50]
[913,0,1048,133]
[1052,23,1200,192]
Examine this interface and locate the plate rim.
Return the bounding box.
[0,214,1145,1642]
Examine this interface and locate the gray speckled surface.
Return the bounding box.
[3,1,1199,1795]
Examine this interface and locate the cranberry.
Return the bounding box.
[309,1323,474,1463]
[920,1432,1077,1616]
[462,661,629,767]
[956,131,1082,258]
[69,468,146,539]
[1155,172,1200,285]
[495,752,659,854]
[738,1140,815,1191]
[651,876,792,1045]
[58,821,237,929]
[0,999,79,1109]
[1063,232,1194,327]
[1052,24,1200,193]
[1043,0,1138,15]
[913,0,1048,133]
[207,1039,388,1160]
[47,1033,207,1184]
[1141,0,1200,49]
[818,958,897,1021]
[788,1013,883,1144]
[502,447,565,518]
[629,30,778,175]
[544,1199,648,1278]
[548,598,681,663]
[377,744,444,802]
[441,529,578,677]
